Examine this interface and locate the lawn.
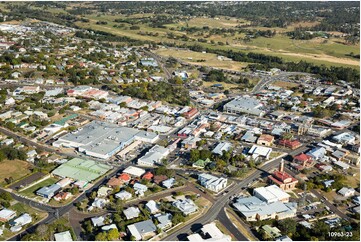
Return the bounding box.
[0,159,33,186]
[19,177,59,198]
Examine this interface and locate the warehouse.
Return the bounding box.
[53,121,159,159]
[223,96,265,116]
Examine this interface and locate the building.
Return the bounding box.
[278,139,302,150]
[306,147,326,160]
[133,183,148,196]
[187,222,231,241]
[198,173,227,193]
[268,160,298,191]
[173,199,198,216]
[137,145,169,167]
[224,96,265,116]
[54,231,73,241]
[123,166,146,177]
[262,225,282,239]
[145,200,160,214]
[36,183,62,199]
[124,207,141,220]
[192,158,212,169]
[53,121,158,159]
[233,196,297,221]
[91,216,105,227]
[293,153,315,170]
[183,108,199,119]
[254,185,290,203]
[52,158,111,183]
[338,187,356,197]
[10,213,32,227]
[0,209,16,222]
[127,220,157,241]
[257,134,275,146]
[162,178,176,189]
[212,142,232,156]
[248,145,272,160]
[115,190,132,200]
[154,213,172,230]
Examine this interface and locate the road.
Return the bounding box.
[162,157,284,241]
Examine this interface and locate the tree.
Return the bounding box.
[107,229,120,240]
[0,191,13,201]
[95,232,108,241]
[36,224,49,239]
[171,212,185,224]
[190,149,200,162]
[277,218,297,236]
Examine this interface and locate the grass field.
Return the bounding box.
[273,81,299,88]
[154,48,248,71]
[0,159,32,186]
[19,177,59,198]
[75,14,359,69]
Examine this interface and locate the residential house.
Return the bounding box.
[338,187,356,197]
[198,173,227,193]
[53,192,72,202]
[292,153,315,170]
[115,190,132,200]
[91,216,106,227]
[145,200,160,214]
[154,213,172,230]
[306,147,326,161]
[10,213,32,227]
[162,178,176,189]
[212,142,232,156]
[54,231,73,241]
[262,225,282,239]
[124,207,141,220]
[192,158,212,169]
[127,219,157,241]
[133,183,148,196]
[0,209,16,222]
[172,199,198,216]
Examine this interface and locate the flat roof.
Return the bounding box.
[52,158,112,182]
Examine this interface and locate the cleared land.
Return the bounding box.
[0,159,33,186]
[273,81,299,88]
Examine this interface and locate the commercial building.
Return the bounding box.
[223,96,265,116]
[187,222,231,241]
[198,173,227,193]
[122,166,146,177]
[36,183,62,199]
[257,134,275,146]
[253,185,290,203]
[0,209,16,222]
[248,145,272,160]
[233,196,297,221]
[52,158,111,183]
[137,145,170,167]
[268,160,298,191]
[53,121,158,159]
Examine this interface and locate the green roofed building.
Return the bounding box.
[192,158,212,169]
[54,114,78,126]
[52,158,112,182]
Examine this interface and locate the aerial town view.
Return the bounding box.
[0,1,359,241]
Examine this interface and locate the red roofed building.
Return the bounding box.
[278,139,302,150]
[183,108,199,119]
[119,173,131,183]
[293,153,315,170]
[268,160,298,191]
[142,171,154,181]
[107,177,124,188]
